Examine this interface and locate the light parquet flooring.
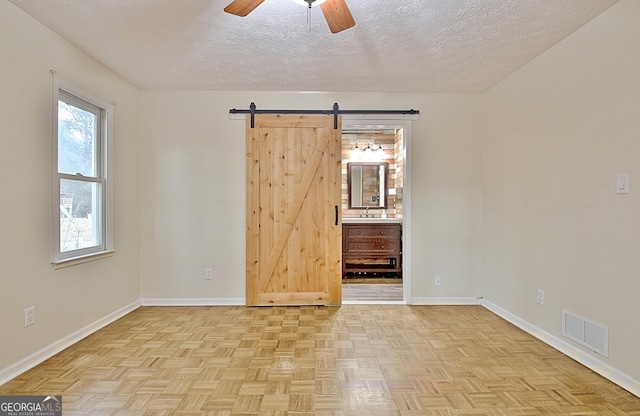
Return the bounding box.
[2,305,639,415]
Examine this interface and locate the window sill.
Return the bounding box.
[53,250,116,270]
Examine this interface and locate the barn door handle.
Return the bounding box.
[335,205,339,226]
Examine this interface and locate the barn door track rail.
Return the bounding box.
[229,102,420,129]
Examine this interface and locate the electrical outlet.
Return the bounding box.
[537,289,545,305]
[24,306,35,327]
[435,275,442,287]
[205,268,213,280]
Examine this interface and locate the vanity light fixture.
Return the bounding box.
[351,142,361,160]
[363,143,373,160]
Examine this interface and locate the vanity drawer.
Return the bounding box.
[345,240,398,253]
[344,225,399,238]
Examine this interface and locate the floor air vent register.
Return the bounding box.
[562,309,609,357]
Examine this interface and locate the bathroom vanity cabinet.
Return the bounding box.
[342,222,402,278]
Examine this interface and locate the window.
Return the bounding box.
[52,77,113,265]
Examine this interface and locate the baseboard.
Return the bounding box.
[481,298,640,398]
[140,298,245,306]
[0,300,140,386]
[410,296,481,305]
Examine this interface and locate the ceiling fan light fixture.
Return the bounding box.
[292,0,328,7]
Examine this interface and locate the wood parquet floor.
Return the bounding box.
[2,305,639,415]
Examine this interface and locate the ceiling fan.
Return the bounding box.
[224,0,355,34]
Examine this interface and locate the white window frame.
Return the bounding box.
[51,76,114,267]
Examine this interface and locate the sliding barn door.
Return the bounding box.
[246,114,342,306]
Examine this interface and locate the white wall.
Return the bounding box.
[139,91,483,303]
[482,0,640,386]
[0,2,140,375]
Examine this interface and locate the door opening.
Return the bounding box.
[340,120,412,304]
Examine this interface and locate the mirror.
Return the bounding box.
[347,162,388,209]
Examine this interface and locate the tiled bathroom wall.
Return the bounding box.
[341,130,404,218]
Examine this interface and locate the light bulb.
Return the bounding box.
[351,143,361,160]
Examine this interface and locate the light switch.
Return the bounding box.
[616,173,629,194]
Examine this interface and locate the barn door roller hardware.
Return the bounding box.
[229,103,420,129]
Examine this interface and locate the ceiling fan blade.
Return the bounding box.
[320,0,355,34]
[224,0,265,17]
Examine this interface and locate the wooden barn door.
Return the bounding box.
[246,114,342,306]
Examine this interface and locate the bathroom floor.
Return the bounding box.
[342,276,403,301]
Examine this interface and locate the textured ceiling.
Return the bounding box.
[9,0,618,92]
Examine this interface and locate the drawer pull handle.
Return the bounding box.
[380,245,385,249]
[357,245,362,249]
[357,231,362,235]
[380,231,385,235]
